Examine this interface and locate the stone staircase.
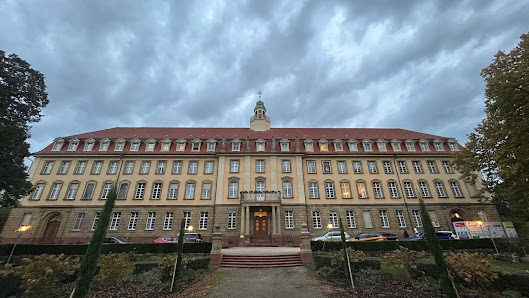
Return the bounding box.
[220,254,303,268]
[246,236,278,247]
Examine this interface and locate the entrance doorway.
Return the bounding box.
[253,210,269,236]
[41,215,61,243]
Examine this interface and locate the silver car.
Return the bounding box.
[311,231,351,241]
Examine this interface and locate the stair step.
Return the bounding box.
[220,254,303,268]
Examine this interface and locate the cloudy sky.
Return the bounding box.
[2,1,528,158]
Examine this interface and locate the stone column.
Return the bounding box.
[272,206,277,234]
[245,206,250,236]
[210,225,223,266]
[276,205,282,234]
[299,223,313,265]
[241,206,246,236]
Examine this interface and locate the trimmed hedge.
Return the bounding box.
[0,242,212,256]
[313,254,332,269]
[311,239,494,252]
[313,254,381,271]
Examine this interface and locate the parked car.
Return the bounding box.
[311,231,351,241]
[154,237,179,243]
[103,236,128,244]
[154,233,203,243]
[348,232,397,242]
[401,231,455,241]
[437,231,459,240]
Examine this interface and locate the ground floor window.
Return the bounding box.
[312,211,321,229]
[228,211,237,229]
[199,212,208,230]
[285,211,294,229]
[346,210,355,228]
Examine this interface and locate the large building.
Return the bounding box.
[1,100,498,246]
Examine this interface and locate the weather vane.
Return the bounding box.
[258,90,262,99]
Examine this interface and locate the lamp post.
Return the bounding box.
[7,225,30,265]
[188,225,194,232]
[327,223,333,233]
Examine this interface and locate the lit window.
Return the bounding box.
[429,211,440,227]
[356,182,367,198]
[341,182,351,198]
[319,140,328,151]
[176,139,186,151]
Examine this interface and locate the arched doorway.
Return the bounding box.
[41,214,61,243]
[449,209,466,222]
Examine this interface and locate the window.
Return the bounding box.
[199,212,208,230]
[65,183,79,200]
[334,140,343,151]
[99,140,109,151]
[229,181,238,198]
[391,141,401,151]
[329,212,338,228]
[419,140,430,151]
[135,182,146,199]
[346,210,356,228]
[405,142,416,152]
[449,142,459,151]
[91,212,101,230]
[412,210,423,227]
[450,181,463,197]
[352,161,363,173]
[341,182,351,198]
[383,161,392,174]
[204,161,214,174]
[201,182,212,199]
[377,140,387,151]
[309,181,319,198]
[52,139,64,151]
[117,182,129,200]
[372,181,383,198]
[109,212,121,230]
[230,160,239,173]
[73,212,85,231]
[131,141,140,151]
[419,181,431,198]
[319,140,328,151]
[256,140,265,151]
[185,182,196,199]
[140,161,151,174]
[68,140,79,151]
[427,161,438,173]
[280,141,289,151]
[151,182,162,199]
[412,161,423,173]
[435,181,447,198]
[429,211,440,227]
[256,160,265,173]
[325,182,335,199]
[115,140,125,151]
[124,161,134,174]
[146,141,155,151]
[228,211,237,229]
[388,181,399,198]
[188,161,198,174]
[477,210,488,221]
[156,161,166,174]
[172,161,182,174]
[403,181,415,198]
[434,142,444,151]
[91,161,103,174]
[312,211,322,228]
[356,182,367,198]
[367,161,377,174]
[465,181,479,197]
[322,161,331,173]
[285,211,294,229]
[304,141,314,152]
[82,182,96,199]
[362,140,373,152]
[379,210,390,228]
[58,161,70,174]
[168,182,179,199]
[348,140,358,151]
[396,210,406,227]
[161,141,171,151]
[207,141,216,151]
[307,161,316,173]
[442,161,454,173]
[363,211,373,228]
[145,212,156,230]
[42,161,54,174]
[48,182,62,200]
[183,211,191,229]
[107,161,118,174]
[337,161,347,173]
[281,160,291,173]
[128,212,139,230]
[256,180,265,201]
[163,212,173,230]
[176,140,186,151]
[101,182,112,199]
[232,141,241,151]
[283,181,293,198]
[398,161,408,174]
[191,140,201,151]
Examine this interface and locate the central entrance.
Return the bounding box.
[252,208,270,236]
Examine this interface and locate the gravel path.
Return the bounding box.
[207,267,327,298]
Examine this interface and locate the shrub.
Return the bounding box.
[95,252,134,286]
[354,258,381,270]
[330,247,366,273]
[317,266,345,281]
[133,262,160,274]
[313,254,332,269]
[382,247,426,270]
[445,252,499,286]
[186,257,210,270]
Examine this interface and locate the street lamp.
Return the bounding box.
[188,225,194,232]
[7,225,31,265]
[327,223,333,233]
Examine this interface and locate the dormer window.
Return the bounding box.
[130,138,141,151]
[448,140,459,151]
[333,139,343,151]
[347,139,358,151]
[67,138,79,151]
[405,139,416,152]
[434,139,444,151]
[146,138,156,151]
[391,139,401,151]
[99,138,110,151]
[377,139,387,152]
[280,139,289,151]
[114,138,125,151]
[319,139,328,151]
[51,138,64,151]
[304,139,314,152]
[83,138,95,151]
[161,139,171,151]
[191,138,202,151]
[176,138,186,151]
[232,139,241,151]
[256,139,266,152]
[419,139,430,151]
[206,139,216,151]
[362,139,373,152]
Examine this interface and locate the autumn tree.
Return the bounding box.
[452,33,529,219]
[0,50,49,206]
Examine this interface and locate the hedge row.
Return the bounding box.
[313,254,381,271]
[0,242,212,256]
[311,239,495,252]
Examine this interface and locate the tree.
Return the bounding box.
[0,50,49,206]
[452,33,529,219]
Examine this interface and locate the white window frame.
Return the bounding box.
[388,181,399,198]
[379,210,390,228]
[199,211,208,230]
[109,212,121,230]
[442,161,454,173]
[124,161,135,174]
[227,211,237,229]
[230,160,239,173]
[329,211,338,228]
[201,182,212,199]
[185,182,196,199]
[49,182,62,200]
[412,161,423,173]
[145,212,156,230]
[172,161,182,174]
[204,161,214,174]
[188,161,198,174]
[372,181,383,198]
[140,161,151,174]
[337,161,347,174]
[398,161,408,174]
[128,212,139,230]
[396,210,406,227]
[228,182,238,198]
[322,161,332,173]
[419,181,431,198]
[183,211,191,229]
[325,181,335,199]
[307,160,316,173]
[58,161,70,174]
[312,211,322,229]
[427,161,438,173]
[412,210,423,227]
[42,161,54,174]
[168,182,179,200]
[151,182,162,199]
[156,161,166,174]
[91,212,101,231]
[135,182,146,199]
[163,212,174,230]
[66,183,79,200]
[283,181,293,198]
[285,211,294,229]
[368,161,377,174]
[341,182,351,199]
[356,181,367,198]
[383,161,392,174]
[346,210,356,228]
[309,181,319,198]
[101,182,112,199]
[91,161,103,174]
[73,212,85,231]
[450,181,463,197]
[256,160,265,173]
[76,161,87,174]
[403,181,415,198]
[281,160,291,173]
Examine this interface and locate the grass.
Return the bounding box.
[491,259,529,275]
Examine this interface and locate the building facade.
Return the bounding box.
[0,101,499,246]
